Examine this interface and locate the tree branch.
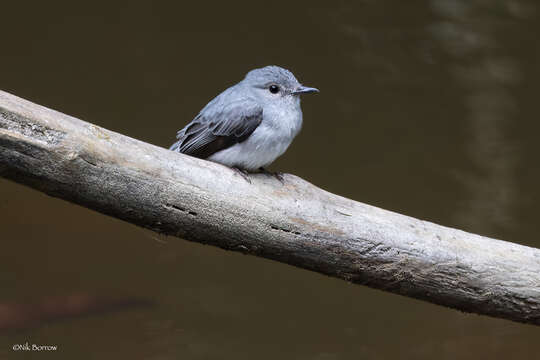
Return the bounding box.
[1,90,539,326]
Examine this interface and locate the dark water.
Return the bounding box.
[1,1,539,359]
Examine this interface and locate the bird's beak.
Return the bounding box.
[292,85,319,95]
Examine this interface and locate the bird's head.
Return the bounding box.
[243,66,318,105]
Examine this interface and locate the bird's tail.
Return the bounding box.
[169,140,181,152]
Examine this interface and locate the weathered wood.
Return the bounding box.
[0,89,539,325]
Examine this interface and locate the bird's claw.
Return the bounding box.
[232,167,251,183]
[273,172,285,183]
[259,167,285,184]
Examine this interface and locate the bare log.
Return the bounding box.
[0,89,539,326]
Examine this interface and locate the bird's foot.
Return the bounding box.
[259,167,285,184]
[232,167,251,183]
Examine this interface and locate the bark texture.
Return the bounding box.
[0,90,539,325]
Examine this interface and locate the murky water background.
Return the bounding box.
[1,1,539,359]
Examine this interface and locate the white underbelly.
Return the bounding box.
[208,103,303,170]
[207,125,295,170]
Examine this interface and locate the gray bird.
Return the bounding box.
[169,66,318,178]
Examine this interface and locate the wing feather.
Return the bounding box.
[170,98,262,159]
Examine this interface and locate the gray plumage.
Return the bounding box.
[170,66,318,171]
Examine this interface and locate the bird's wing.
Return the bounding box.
[170,98,263,159]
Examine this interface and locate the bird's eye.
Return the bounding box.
[269,85,280,94]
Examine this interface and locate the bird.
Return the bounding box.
[169,66,318,181]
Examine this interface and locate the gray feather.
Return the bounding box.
[170,94,263,159]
